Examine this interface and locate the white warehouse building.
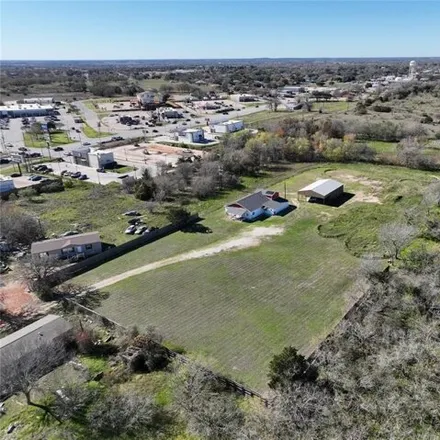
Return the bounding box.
[0,104,54,118]
[23,97,54,104]
[212,119,244,134]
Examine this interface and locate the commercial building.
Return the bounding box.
[88,149,116,169]
[297,179,344,204]
[184,128,205,143]
[137,91,156,107]
[23,97,54,104]
[0,314,73,398]
[72,147,115,168]
[225,189,290,221]
[212,119,244,134]
[0,104,54,118]
[0,176,15,195]
[31,231,102,259]
[158,107,181,119]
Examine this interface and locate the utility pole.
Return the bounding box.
[46,141,52,160]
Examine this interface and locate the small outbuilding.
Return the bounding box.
[297,179,344,204]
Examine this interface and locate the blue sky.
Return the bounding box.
[1,1,439,60]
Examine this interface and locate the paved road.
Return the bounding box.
[2,100,268,161]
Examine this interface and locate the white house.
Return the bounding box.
[212,119,244,134]
[184,128,205,143]
[158,107,181,119]
[225,189,289,221]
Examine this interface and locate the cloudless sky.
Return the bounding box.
[1,1,439,60]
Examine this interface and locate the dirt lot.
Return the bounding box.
[0,282,41,315]
[105,142,207,174]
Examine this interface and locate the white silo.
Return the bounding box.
[409,60,417,79]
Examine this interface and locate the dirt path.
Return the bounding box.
[92,226,284,290]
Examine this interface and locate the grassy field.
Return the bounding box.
[11,181,168,245]
[82,122,112,138]
[74,163,438,390]
[138,78,172,90]
[311,101,354,112]
[23,131,72,148]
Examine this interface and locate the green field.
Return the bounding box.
[74,163,438,390]
[23,131,72,148]
[82,122,112,138]
[11,181,168,245]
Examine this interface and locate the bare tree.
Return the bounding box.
[379,223,417,260]
[173,362,244,440]
[18,256,64,300]
[0,206,45,247]
[192,175,218,199]
[87,392,159,437]
[1,340,69,421]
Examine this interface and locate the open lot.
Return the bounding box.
[104,142,207,176]
[8,180,168,245]
[74,163,438,390]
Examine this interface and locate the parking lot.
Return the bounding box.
[41,161,137,185]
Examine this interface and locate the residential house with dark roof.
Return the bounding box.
[225,189,290,221]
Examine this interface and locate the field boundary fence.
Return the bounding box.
[68,300,269,406]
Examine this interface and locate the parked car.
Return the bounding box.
[112,136,123,141]
[124,225,136,234]
[186,119,191,122]
[53,147,64,152]
[60,170,68,176]
[5,143,13,148]
[134,143,140,147]
[127,217,143,225]
[65,152,73,156]
[18,147,28,152]
[61,230,79,237]
[152,129,158,132]
[78,174,88,180]
[10,173,21,178]
[83,142,91,146]
[123,210,141,216]
[0,158,10,164]
[71,172,81,178]
[182,123,187,126]
[135,226,148,234]
[30,152,42,158]
[29,175,42,181]
[96,168,106,173]
[34,165,48,171]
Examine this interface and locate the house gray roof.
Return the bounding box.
[31,231,100,254]
[232,191,269,212]
[0,314,72,364]
[262,199,286,210]
[298,179,343,198]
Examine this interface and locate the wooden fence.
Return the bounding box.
[69,300,269,406]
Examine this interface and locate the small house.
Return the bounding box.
[31,231,102,259]
[225,189,289,221]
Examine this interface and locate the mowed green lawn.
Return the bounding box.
[97,216,358,389]
[74,163,438,390]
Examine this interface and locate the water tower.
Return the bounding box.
[409,60,417,79]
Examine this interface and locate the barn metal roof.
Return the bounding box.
[298,179,343,197]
